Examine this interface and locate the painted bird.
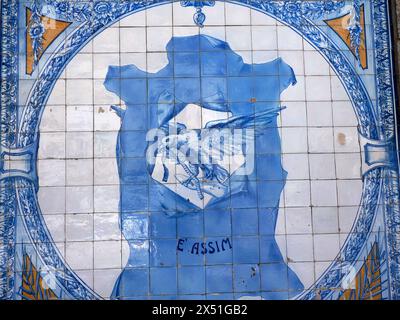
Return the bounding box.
[157,106,284,201]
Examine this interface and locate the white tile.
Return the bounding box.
[334,127,361,153]
[331,76,349,100]
[311,180,337,207]
[38,186,65,214]
[308,127,334,153]
[66,53,92,79]
[306,102,332,127]
[54,243,65,261]
[337,180,363,206]
[281,127,308,153]
[252,26,277,50]
[226,26,252,51]
[277,26,303,50]
[252,50,278,64]
[66,242,93,270]
[225,3,250,25]
[281,102,307,127]
[43,215,65,242]
[309,154,336,180]
[303,40,316,51]
[200,26,226,42]
[285,207,312,234]
[38,132,65,159]
[314,261,331,279]
[305,76,331,101]
[275,208,286,235]
[173,1,198,25]
[146,4,172,26]
[94,105,121,131]
[66,159,93,186]
[75,270,94,290]
[93,27,119,53]
[66,105,93,132]
[202,2,225,25]
[312,207,339,234]
[147,52,169,73]
[94,241,122,269]
[94,213,121,241]
[66,80,93,105]
[280,76,305,101]
[94,80,120,105]
[288,262,315,288]
[121,53,147,71]
[278,51,304,75]
[179,104,201,129]
[94,158,119,185]
[109,20,120,28]
[335,153,362,179]
[66,186,93,214]
[287,234,314,262]
[251,10,277,25]
[80,40,93,54]
[147,27,172,52]
[304,51,330,75]
[94,269,122,299]
[332,101,358,127]
[47,79,65,105]
[236,51,252,64]
[66,132,94,159]
[338,206,358,233]
[173,26,199,38]
[38,160,65,187]
[313,234,340,261]
[121,240,131,267]
[284,180,310,207]
[275,234,287,262]
[41,105,65,132]
[66,213,93,242]
[120,11,146,27]
[120,27,147,52]
[94,132,119,158]
[282,153,309,180]
[93,53,120,79]
[94,185,120,213]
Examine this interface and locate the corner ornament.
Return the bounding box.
[180,0,215,27]
[347,0,363,67]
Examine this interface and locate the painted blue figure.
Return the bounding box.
[104,34,303,299]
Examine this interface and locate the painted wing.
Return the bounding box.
[204,106,284,132]
[201,107,285,157]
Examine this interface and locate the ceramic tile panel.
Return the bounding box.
[0,0,399,300]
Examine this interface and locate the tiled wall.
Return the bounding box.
[37,3,363,298]
[1,0,399,300]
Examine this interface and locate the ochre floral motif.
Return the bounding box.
[20,254,58,300]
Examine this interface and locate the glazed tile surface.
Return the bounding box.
[0,0,399,300]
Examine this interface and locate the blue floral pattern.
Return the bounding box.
[27,0,46,72]
[347,0,363,65]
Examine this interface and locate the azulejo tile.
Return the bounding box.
[0,0,399,301]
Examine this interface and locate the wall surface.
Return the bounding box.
[0,0,399,300]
